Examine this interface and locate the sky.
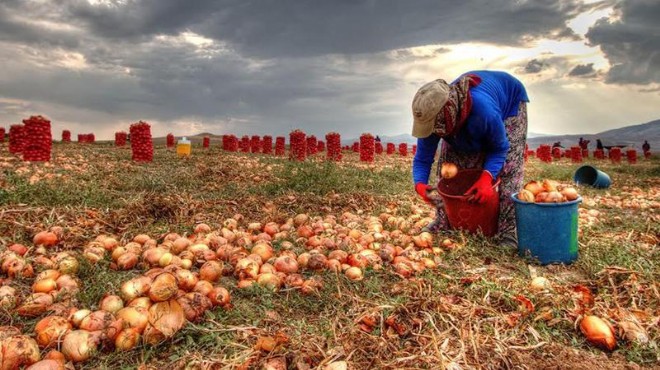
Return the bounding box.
[0,0,658,140]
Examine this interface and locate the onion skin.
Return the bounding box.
[149,273,178,302]
[345,267,364,281]
[33,231,58,247]
[440,162,458,179]
[114,328,141,351]
[2,335,41,368]
[561,187,579,201]
[120,276,152,302]
[35,316,72,348]
[580,315,617,351]
[116,306,149,333]
[523,181,544,196]
[148,299,185,337]
[199,261,223,282]
[99,295,124,314]
[62,330,100,362]
[207,287,231,307]
[517,189,535,203]
[26,359,66,370]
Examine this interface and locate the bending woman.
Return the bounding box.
[411,70,529,246]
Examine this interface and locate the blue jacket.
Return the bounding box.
[412,71,529,184]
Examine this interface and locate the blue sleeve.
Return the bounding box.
[483,118,509,179]
[412,135,440,185]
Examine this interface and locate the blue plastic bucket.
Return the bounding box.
[512,194,581,265]
[574,165,611,188]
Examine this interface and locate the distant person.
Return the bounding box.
[375,135,381,142]
[579,137,590,150]
[552,141,563,149]
[642,140,650,154]
[411,70,529,248]
[596,139,603,150]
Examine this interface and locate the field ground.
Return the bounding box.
[0,143,658,370]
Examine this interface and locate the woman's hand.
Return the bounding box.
[415,183,434,204]
[464,171,495,203]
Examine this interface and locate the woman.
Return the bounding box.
[411,70,529,246]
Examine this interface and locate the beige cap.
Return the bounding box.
[411,79,449,138]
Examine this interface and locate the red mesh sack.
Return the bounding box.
[22,116,52,162]
[130,121,154,162]
[262,135,273,154]
[9,124,26,154]
[289,130,306,161]
[325,132,341,161]
[359,133,374,162]
[275,136,286,156]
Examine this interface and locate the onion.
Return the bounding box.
[394,262,413,278]
[133,234,150,245]
[120,276,152,302]
[561,187,579,201]
[301,277,323,295]
[207,287,231,307]
[530,276,552,292]
[0,286,18,309]
[347,254,369,268]
[193,280,214,296]
[580,315,616,351]
[172,238,191,254]
[2,335,41,368]
[174,268,198,291]
[149,273,178,302]
[17,293,53,317]
[237,279,255,289]
[55,274,80,294]
[545,191,565,203]
[113,328,140,351]
[199,261,223,282]
[542,179,560,192]
[158,252,174,267]
[148,299,185,337]
[327,250,348,263]
[43,350,65,362]
[124,242,143,255]
[69,309,91,328]
[523,181,544,196]
[8,243,28,256]
[26,359,66,370]
[307,253,328,271]
[62,330,101,362]
[142,324,166,345]
[284,274,304,288]
[440,162,458,179]
[35,316,72,348]
[116,306,149,333]
[56,255,79,274]
[80,310,115,332]
[99,295,124,314]
[251,242,274,262]
[32,278,57,293]
[534,192,549,203]
[33,231,58,247]
[117,252,139,270]
[194,223,211,234]
[128,297,153,310]
[293,214,309,226]
[257,273,282,291]
[235,258,260,280]
[177,292,212,322]
[344,267,364,281]
[326,259,342,272]
[517,189,535,203]
[100,237,118,251]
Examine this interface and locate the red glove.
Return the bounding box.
[464,171,495,204]
[415,183,433,203]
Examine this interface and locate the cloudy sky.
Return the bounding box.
[0,0,658,140]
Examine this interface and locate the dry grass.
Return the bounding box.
[0,142,658,369]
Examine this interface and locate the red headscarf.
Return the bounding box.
[433,74,482,137]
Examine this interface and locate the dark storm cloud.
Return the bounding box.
[62,0,585,57]
[586,0,660,84]
[523,59,546,74]
[568,63,596,77]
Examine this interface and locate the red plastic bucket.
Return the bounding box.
[437,169,501,237]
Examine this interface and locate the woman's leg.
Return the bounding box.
[496,102,528,244]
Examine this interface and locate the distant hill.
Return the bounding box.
[341,120,659,151]
[526,119,659,150]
